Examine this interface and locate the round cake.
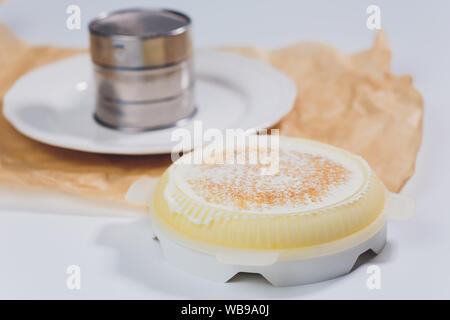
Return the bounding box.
[151,136,386,250]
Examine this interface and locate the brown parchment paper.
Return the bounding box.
[0,24,423,206]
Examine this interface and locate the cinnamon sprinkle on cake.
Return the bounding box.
[185,149,351,211]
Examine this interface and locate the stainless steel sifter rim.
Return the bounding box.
[89,8,191,40]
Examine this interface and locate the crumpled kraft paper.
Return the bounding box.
[0,24,423,206]
[222,32,423,193]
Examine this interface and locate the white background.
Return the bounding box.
[0,0,449,299]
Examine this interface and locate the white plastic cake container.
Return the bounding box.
[126,178,413,286]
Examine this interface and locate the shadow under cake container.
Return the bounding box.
[149,136,398,286]
[89,8,195,131]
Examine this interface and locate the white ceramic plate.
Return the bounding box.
[3,50,296,155]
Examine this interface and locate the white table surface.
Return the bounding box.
[1,0,449,299]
